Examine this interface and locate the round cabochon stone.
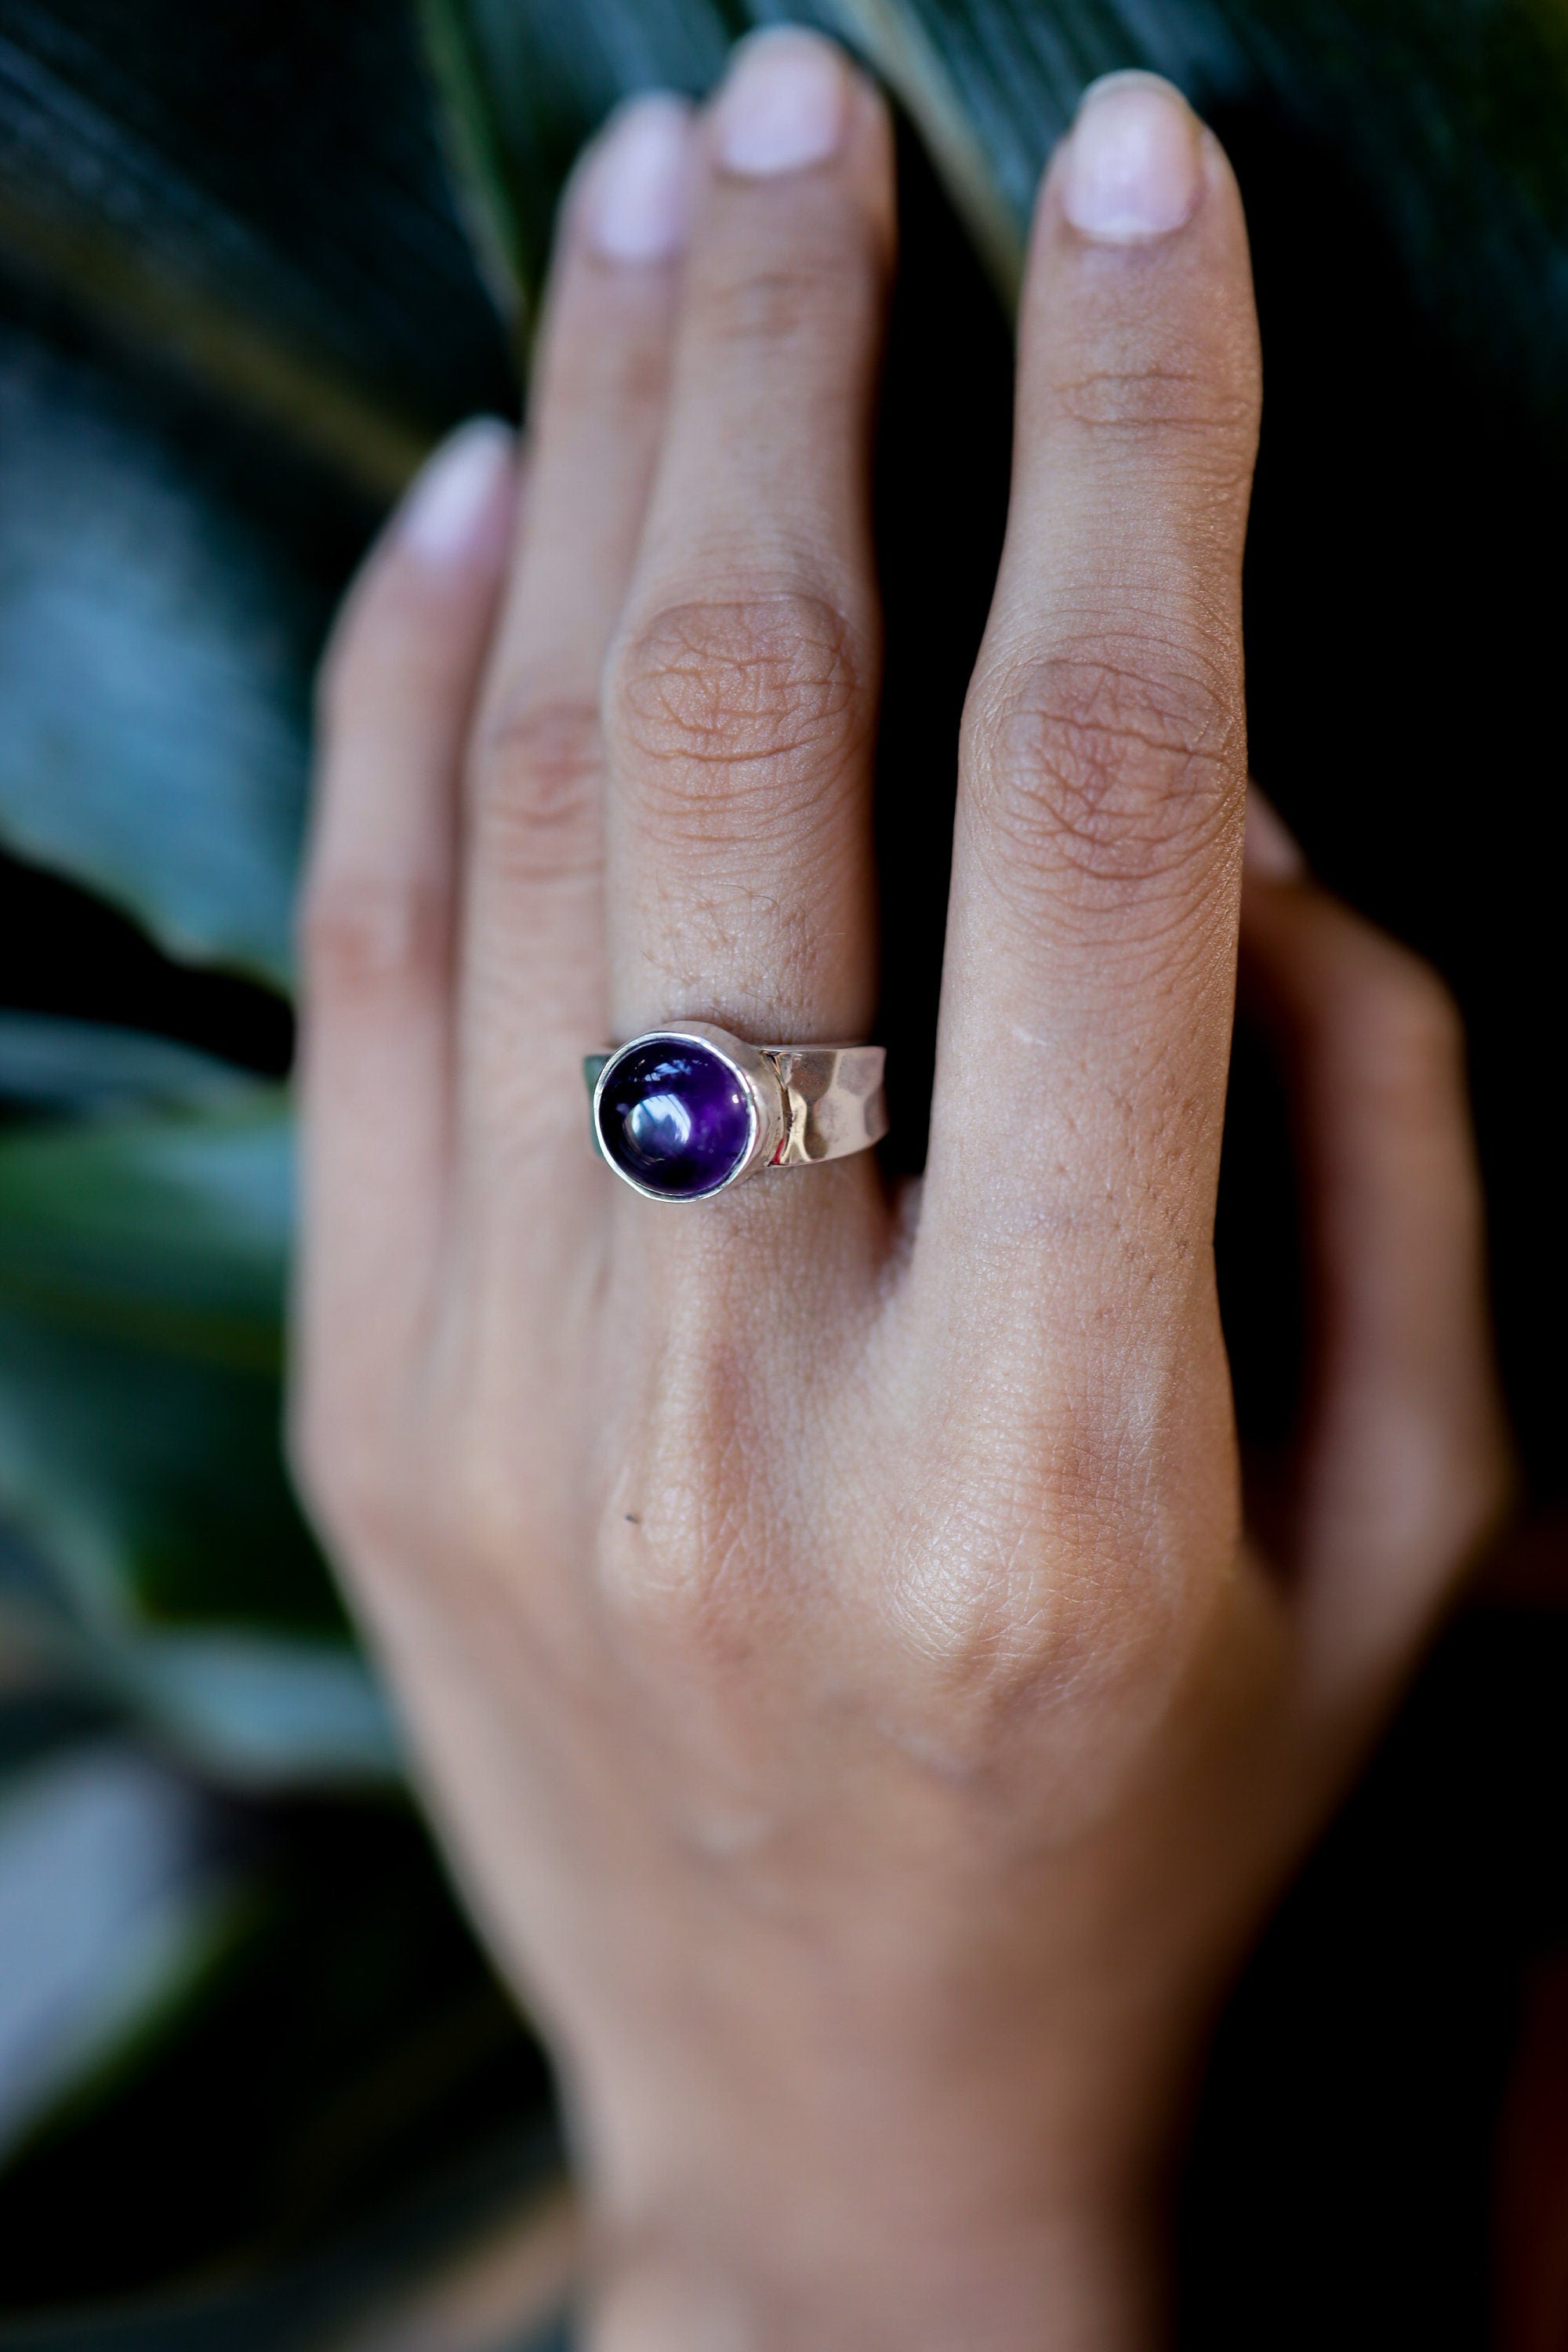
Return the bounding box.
[597,1038,754,1198]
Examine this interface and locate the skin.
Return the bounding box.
[292,42,1512,2350]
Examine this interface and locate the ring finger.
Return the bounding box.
[604,28,895,1072]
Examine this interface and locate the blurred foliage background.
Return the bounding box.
[2,1,1568,2346]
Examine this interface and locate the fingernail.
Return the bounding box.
[398,419,514,567]
[1244,789,1308,882]
[714,27,848,177]
[1059,71,1202,242]
[583,93,695,263]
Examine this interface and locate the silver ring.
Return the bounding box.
[585,1022,887,1203]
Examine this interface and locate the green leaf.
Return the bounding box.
[0,1095,291,1372]
[0,1586,397,1788]
[0,1737,245,2163]
[0,1794,556,2329]
[0,0,514,495]
[74,1632,397,1788]
[0,1093,396,1781]
[424,0,1568,437]
[0,1014,261,1119]
[0,1304,326,1626]
[0,0,517,986]
[419,0,741,321]
[0,323,321,989]
[0,1093,322,1626]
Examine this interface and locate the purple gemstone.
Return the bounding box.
[597,1038,754,1198]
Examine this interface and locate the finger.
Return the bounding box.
[294,420,516,1519]
[1240,791,1513,1709]
[603,29,895,1051]
[456,97,695,1231]
[927,74,1260,1315]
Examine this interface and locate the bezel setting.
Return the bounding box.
[590,1022,786,1203]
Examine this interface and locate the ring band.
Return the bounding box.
[586,1022,887,1202]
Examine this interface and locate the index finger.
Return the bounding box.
[922,74,1260,1312]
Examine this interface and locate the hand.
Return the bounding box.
[292,42,1510,2350]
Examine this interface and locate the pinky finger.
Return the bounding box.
[1240,789,1514,1715]
[292,420,517,1538]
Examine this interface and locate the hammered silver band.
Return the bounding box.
[586,1022,887,1203]
[761,1042,889,1165]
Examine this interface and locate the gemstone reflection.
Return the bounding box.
[597,1040,753,1199]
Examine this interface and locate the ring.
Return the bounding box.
[585,1022,887,1202]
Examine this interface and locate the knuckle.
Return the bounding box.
[877,1414,1181,1769]
[592,1355,767,1667]
[892,1570,1075,1748]
[468,695,604,889]
[595,1490,758,1675]
[299,867,448,999]
[1350,955,1467,1119]
[608,592,868,840]
[316,564,463,741]
[1370,1416,1511,1617]
[698,251,865,354]
[432,1428,530,1583]
[289,1396,389,1566]
[540,307,671,427]
[882,1554,1178,1790]
[1048,358,1258,451]
[413,1338,544,1581]
[1377,956,1464,1059]
[965,641,1241,911]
